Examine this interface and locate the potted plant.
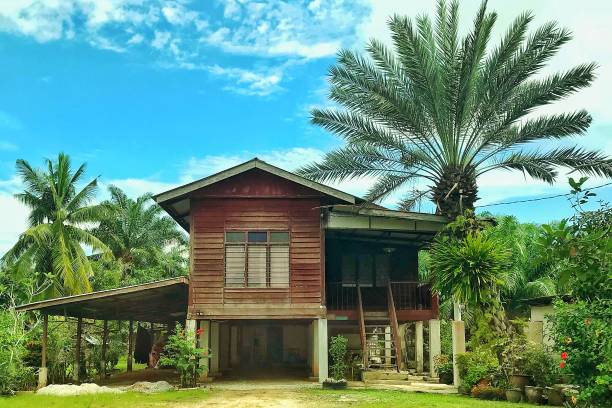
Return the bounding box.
[523,344,559,404]
[502,339,531,392]
[433,354,453,385]
[323,335,348,390]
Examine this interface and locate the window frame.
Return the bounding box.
[224,230,290,288]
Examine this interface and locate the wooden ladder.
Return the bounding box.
[357,285,402,372]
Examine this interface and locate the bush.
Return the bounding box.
[550,299,612,406]
[523,344,560,387]
[159,324,205,388]
[433,354,453,384]
[456,349,499,391]
[0,310,35,394]
[328,335,348,381]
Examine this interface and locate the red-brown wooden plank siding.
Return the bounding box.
[187,171,325,319]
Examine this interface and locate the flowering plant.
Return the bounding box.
[159,324,206,387]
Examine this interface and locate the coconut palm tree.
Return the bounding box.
[2,153,110,297]
[94,186,187,280]
[298,0,612,219]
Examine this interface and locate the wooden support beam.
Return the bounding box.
[74,317,83,383]
[100,320,108,380]
[38,314,48,389]
[127,320,134,372]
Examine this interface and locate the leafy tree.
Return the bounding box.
[538,178,611,301]
[298,0,611,219]
[487,216,557,314]
[1,153,110,297]
[93,185,188,283]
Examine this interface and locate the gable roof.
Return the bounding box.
[154,158,357,205]
[152,158,359,230]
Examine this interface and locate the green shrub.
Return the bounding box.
[328,335,348,381]
[523,344,560,387]
[550,299,612,406]
[0,310,35,394]
[433,354,453,384]
[456,349,499,391]
[159,324,205,388]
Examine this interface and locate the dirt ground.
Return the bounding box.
[180,389,367,408]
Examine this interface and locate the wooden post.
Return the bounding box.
[74,317,83,383]
[38,314,48,389]
[100,320,108,380]
[127,320,134,372]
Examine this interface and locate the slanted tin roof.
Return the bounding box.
[15,277,189,323]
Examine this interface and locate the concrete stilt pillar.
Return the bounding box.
[311,318,328,382]
[197,320,211,380]
[428,319,441,378]
[210,322,220,375]
[452,320,466,386]
[398,323,408,371]
[415,321,424,374]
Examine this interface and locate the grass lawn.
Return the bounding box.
[0,388,534,408]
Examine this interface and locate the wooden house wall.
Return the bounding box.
[187,170,324,319]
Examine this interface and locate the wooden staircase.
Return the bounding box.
[357,284,403,372]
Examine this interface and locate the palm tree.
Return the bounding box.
[298,0,612,219]
[2,153,110,297]
[94,186,187,280]
[487,215,557,314]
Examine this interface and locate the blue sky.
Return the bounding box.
[1,0,611,254]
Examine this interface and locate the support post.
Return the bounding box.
[38,314,48,389]
[311,318,328,381]
[210,322,220,376]
[452,320,466,386]
[127,320,134,372]
[196,320,211,380]
[100,320,108,380]
[415,321,424,374]
[428,319,441,378]
[74,317,83,383]
[398,323,408,371]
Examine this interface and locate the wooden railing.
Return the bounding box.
[356,285,367,366]
[326,282,358,310]
[387,283,402,372]
[389,281,432,311]
[327,281,433,311]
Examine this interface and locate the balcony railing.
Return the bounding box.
[327,281,433,311]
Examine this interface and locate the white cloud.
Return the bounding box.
[0,193,29,256]
[151,30,171,49]
[207,65,284,96]
[126,33,144,45]
[101,178,177,198]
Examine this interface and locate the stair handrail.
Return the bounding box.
[356,285,368,368]
[387,282,402,373]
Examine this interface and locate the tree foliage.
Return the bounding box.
[298,0,611,218]
[1,153,110,297]
[93,186,187,283]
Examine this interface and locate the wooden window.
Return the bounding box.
[224,231,290,288]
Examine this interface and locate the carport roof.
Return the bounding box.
[15,277,189,323]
